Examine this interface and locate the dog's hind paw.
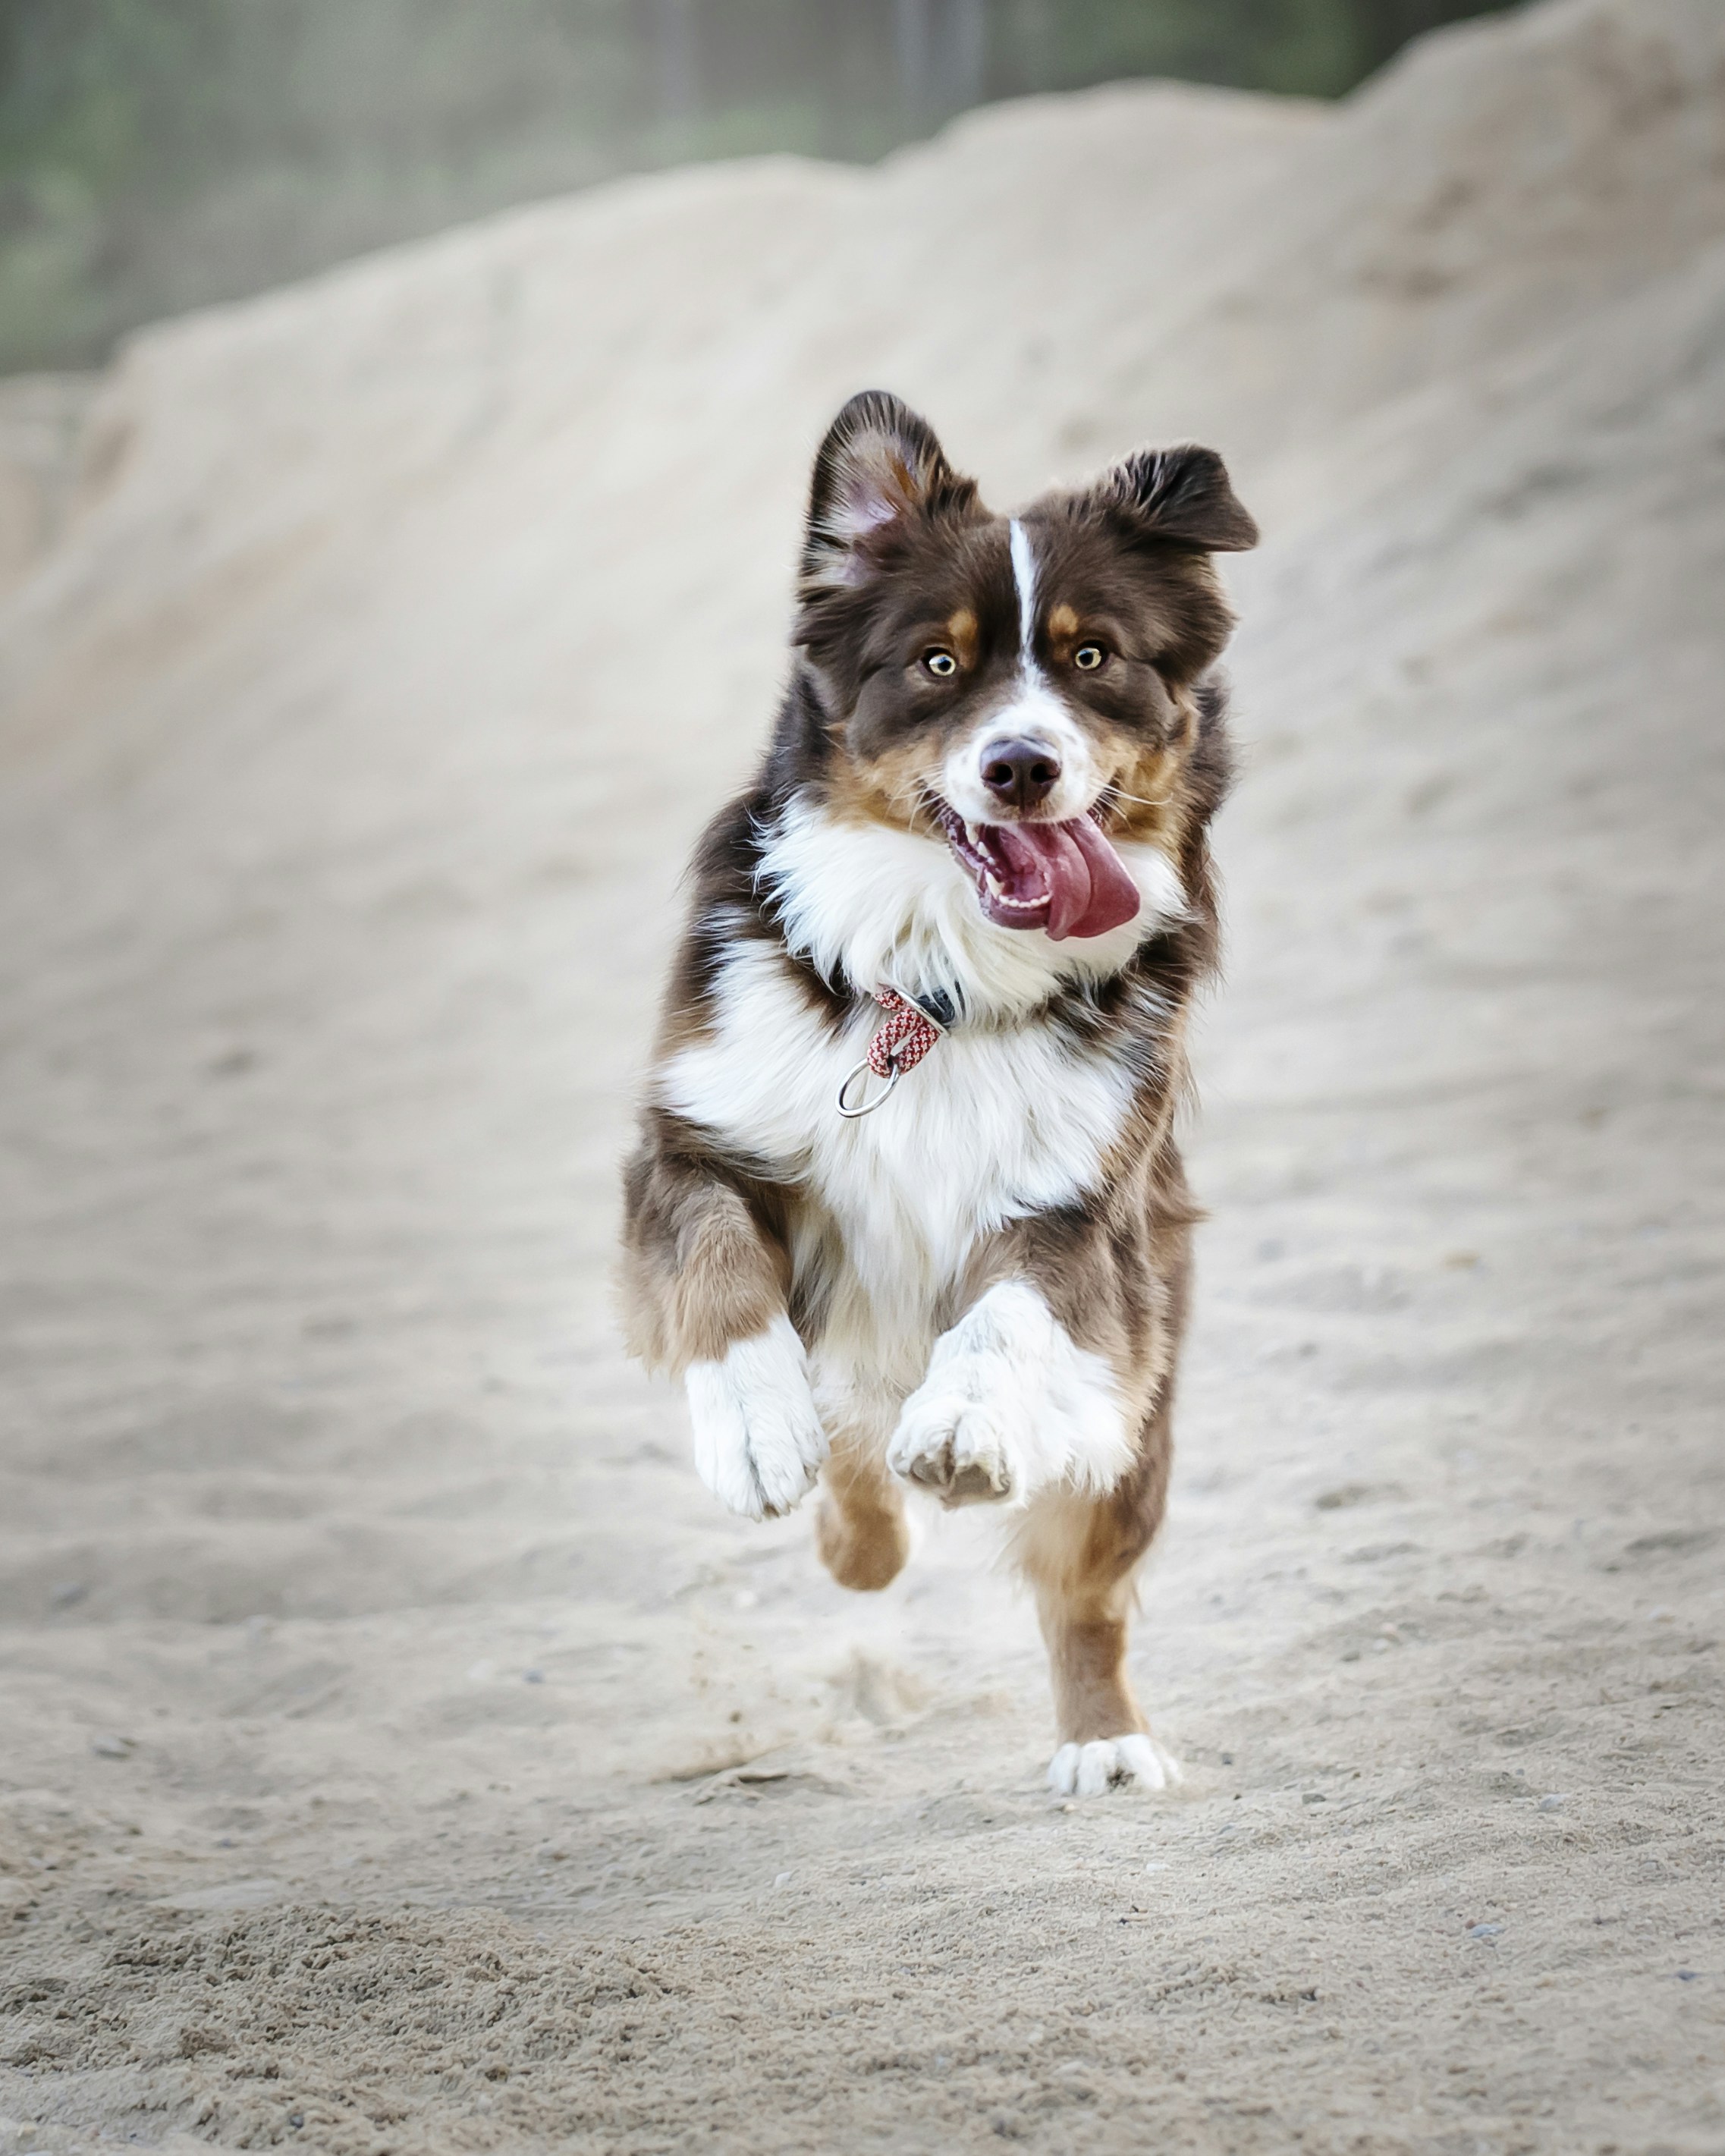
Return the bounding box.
[1048,1734,1182,1797]
[887,1391,1016,1507]
[685,1315,828,1521]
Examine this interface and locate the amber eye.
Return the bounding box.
[923,649,958,678]
[1073,643,1106,671]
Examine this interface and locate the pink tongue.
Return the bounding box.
[1067,815,1143,937]
[992,819,1142,941]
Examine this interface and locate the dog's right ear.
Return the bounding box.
[800,391,977,596]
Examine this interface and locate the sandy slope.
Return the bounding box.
[1,1,1722,2149]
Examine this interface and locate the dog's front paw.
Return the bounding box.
[887,1378,1019,1507]
[1048,1733,1182,1797]
[685,1316,827,1521]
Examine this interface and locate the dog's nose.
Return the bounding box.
[979,737,1062,811]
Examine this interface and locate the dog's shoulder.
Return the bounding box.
[656,781,844,1050]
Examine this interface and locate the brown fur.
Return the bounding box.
[619,1115,792,1372]
[815,1436,912,1592]
[620,391,1254,1771]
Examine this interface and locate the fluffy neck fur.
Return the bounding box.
[756,791,1189,1027]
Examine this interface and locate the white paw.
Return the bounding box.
[684,1315,827,1521]
[887,1381,1018,1506]
[1048,1734,1183,1797]
[888,1282,1133,1507]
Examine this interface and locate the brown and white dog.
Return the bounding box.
[620,391,1255,1796]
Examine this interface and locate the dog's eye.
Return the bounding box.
[1073,643,1106,671]
[922,649,958,679]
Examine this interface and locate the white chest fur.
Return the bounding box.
[659,937,1137,1373]
[658,803,1184,1390]
[757,795,1185,1026]
[659,940,1130,1362]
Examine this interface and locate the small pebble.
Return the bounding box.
[1675,1969,1700,1982]
[1538,1793,1568,1811]
[523,1668,545,1684]
[1468,1922,1503,1941]
[90,1732,134,1758]
[774,1870,793,1887]
[1143,1860,1169,1873]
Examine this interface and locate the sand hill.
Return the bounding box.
[2,1,1722,2148]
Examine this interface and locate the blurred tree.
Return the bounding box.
[655,0,699,120]
[0,0,1516,374]
[1351,0,1507,70]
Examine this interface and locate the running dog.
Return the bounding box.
[620,391,1255,1795]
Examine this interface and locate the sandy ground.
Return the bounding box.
[1,2,1722,2149]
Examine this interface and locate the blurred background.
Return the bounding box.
[0,0,1514,373]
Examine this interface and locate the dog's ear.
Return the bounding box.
[1091,444,1258,552]
[800,391,978,593]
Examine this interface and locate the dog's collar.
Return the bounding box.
[834,983,950,1118]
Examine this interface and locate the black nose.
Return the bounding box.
[979,737,1062,811]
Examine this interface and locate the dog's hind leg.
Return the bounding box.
[1014,1391,1181,1797]
[816,1429,910,1592]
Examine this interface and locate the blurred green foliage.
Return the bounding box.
[0,0,1514,373]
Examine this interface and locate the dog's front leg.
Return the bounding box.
[886,1250,1186,1797]
[620,1121,825,1520]
[885,1279,1136,1508]
[683,1315,825,1521]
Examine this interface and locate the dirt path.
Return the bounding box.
[2,5,1722,2149]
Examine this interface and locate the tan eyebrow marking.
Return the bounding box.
[1048,603,1081,643]
[946,607,979,665]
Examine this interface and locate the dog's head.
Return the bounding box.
[792,391,1256,943]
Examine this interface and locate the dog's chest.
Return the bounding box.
[658,943,1134,1317]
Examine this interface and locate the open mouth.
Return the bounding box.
[935,802,1142,942]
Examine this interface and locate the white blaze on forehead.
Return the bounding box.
[1009,518,1038,668]
[941,523,1095,824]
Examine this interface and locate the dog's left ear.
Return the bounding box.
[1092,444,1258,553]
[800,390,978,595]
